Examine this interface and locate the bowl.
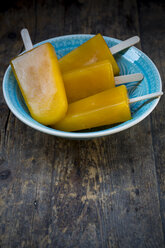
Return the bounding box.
[3,34,162,139]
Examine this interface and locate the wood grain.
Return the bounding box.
[0,0,164,247]
[137,0,165,239]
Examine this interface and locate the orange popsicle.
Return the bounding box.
[11,30,68,125]
[59,34,120,75]
[63,60,114,103]
[63,60,143,103]
[52,85,131,131]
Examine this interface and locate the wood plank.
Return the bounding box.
[137,0,165,238]
[0,1,40,247]
[0,0,164,247]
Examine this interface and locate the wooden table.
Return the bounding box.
[0,0,165,247]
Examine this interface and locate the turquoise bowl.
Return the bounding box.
[3,34,162,139]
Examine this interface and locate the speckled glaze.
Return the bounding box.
[3,34,162,139]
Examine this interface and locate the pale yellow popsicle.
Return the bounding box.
[11,43,68,125]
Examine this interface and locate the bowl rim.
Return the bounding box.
[3,34,162,139]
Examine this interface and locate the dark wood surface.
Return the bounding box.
[0,0,165,247]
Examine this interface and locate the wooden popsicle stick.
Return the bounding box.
[110,36,140,55]
[115,73,143,85]
[129,92,163,104]
[21,28,33,51]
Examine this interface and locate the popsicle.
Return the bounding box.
[59,34,140,75]
[52,86,163,132]
[63,59,143,103]
[11,29,68,125]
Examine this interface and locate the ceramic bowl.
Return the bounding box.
[3,34,162,139]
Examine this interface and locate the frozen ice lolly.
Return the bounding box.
[59,34,140,76]
[52,86,163,132]
[63,60,143,103]
[52,85,131,131]
[11,29,68,125]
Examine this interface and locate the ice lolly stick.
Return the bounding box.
[115,73,143,85]
[110,36,140,55]
[129,92,163,103]
[21,28,33,51]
